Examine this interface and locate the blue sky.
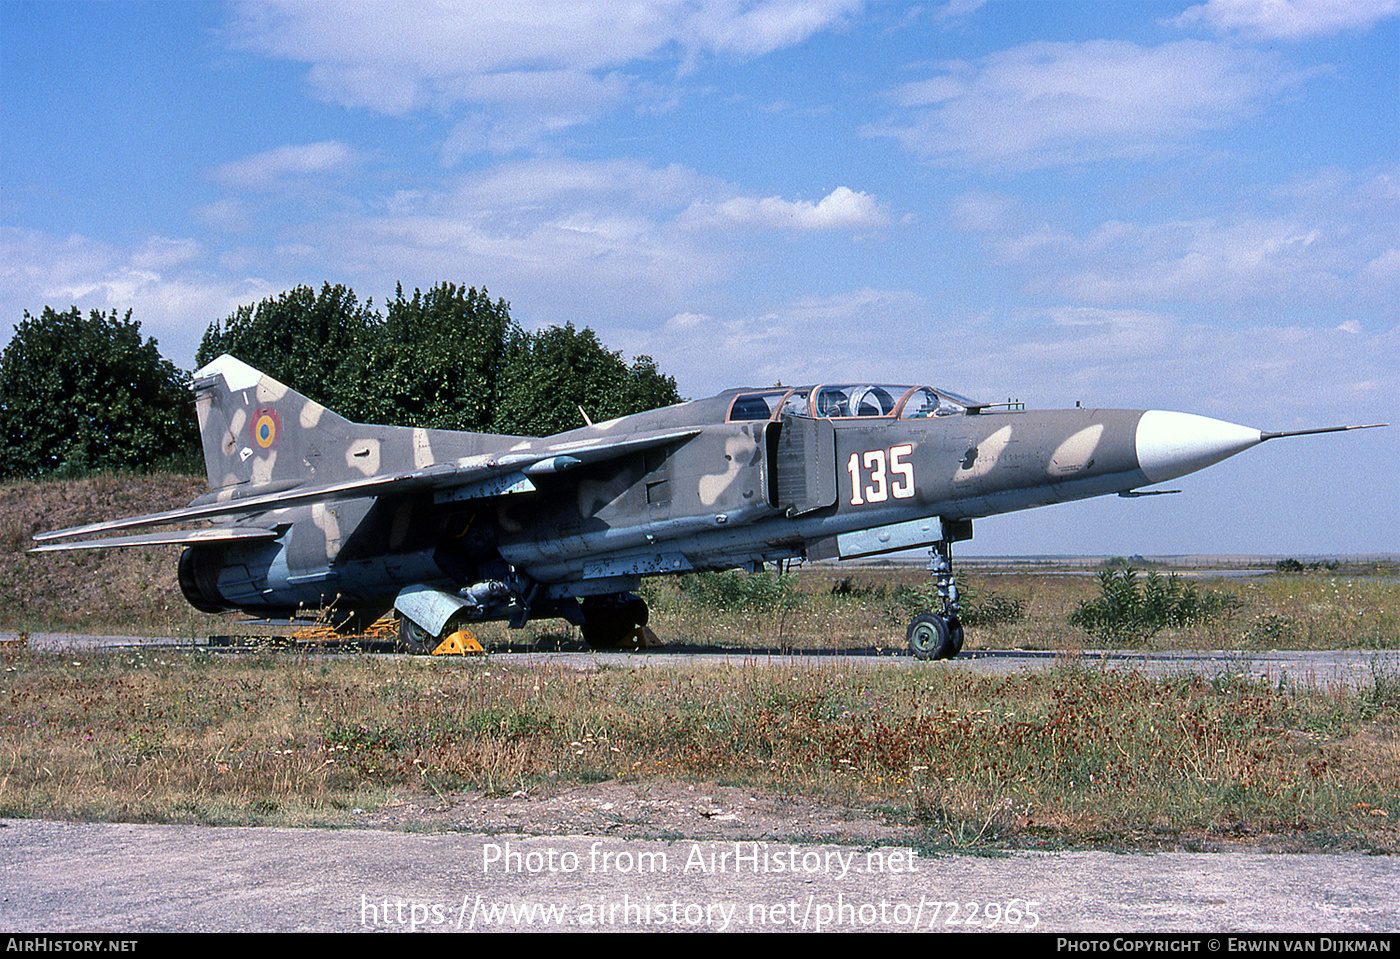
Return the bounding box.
[2,0,1396,557]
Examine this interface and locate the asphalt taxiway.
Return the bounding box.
[3,818,1398,932]
[8,630,1393,691]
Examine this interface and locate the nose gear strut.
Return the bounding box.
[906,519,971,660]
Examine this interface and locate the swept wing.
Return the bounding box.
[31,426,699,549]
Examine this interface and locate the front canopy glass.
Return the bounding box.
[727,385,976,421]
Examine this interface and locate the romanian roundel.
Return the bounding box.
[252,407,280,449]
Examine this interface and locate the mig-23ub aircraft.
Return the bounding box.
[31,355,1384,659]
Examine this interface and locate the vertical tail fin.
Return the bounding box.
[191,354,350,492]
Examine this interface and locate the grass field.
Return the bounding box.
[621,564,1400,654]
[2,646,1397,851]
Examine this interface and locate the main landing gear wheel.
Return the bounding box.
[906,613,963,661]
[397,615,434,654]
[579,593,649,649]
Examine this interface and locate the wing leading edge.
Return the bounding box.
[28,526,281,552]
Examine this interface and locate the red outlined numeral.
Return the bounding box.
[890,443,914,498]
[848,445,917,506]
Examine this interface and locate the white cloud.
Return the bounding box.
[315,158,731,322]
[195,197,254,234]
[949,190,1018,233]
[1172,0,1400,40]
[684,186,888,231]
[292,159,891,321]
[949,165,1400,321]
[678,0,864,57]
[1044,217,1340,305]
[439,71,638,160]
[230,1,863,114]
[130,237,202,272]
[620,287,929,392]
[868,40,1303,171]
[665,311,708,330]
[451,157,710,214]
[214,141,357,190]
[0,228,275,367]
[933,0,989,23]
[1363,248,1400,285]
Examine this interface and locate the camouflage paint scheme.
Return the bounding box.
[32,355,1377,657]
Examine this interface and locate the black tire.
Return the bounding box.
[397,616,435,654]
[580,593,648,649]
[624,593,649,629]
[906,612,958,661]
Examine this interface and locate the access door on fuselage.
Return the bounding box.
[767,414,837,515]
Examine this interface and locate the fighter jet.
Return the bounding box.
[31,355,1383,658]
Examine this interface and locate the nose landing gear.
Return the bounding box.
[906,519,970,661]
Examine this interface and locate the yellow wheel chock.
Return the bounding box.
[431,629,484,656]
[627,626,663,648]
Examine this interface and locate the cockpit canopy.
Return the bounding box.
[726,384,982,422]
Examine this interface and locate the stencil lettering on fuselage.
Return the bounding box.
[1049,424,1104,477]
[412,428,434,469]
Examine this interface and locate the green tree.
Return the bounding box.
[495,322,682,436]
[199,282,682,436]
[196,283,377,418]
[0,307,197,478]
[343,283,513,431]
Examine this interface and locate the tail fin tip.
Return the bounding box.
[193,354,264,393]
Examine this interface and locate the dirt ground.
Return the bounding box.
[361,779,921,845]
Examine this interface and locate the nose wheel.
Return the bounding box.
[906,612,964,661]
[906,521,971,661]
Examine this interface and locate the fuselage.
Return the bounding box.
[178,381,1265,621]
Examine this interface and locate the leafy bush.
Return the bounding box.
[677,570,800,610]
[1068,567,1243,643]
[1244,614,1299,647]
[960,589,1027,628]
[1274,557,1339,573]
[0,307,197,478]
[1366,656,1400,712]
[881,581,1025,628]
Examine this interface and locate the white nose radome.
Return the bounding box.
[1135,410,1263,485]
